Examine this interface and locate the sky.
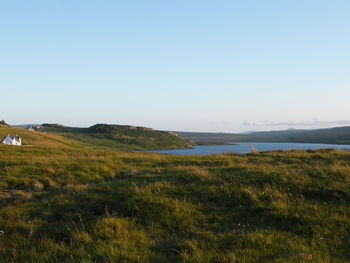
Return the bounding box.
[1,0,350,132]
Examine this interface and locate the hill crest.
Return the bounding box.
[39,123,191,150]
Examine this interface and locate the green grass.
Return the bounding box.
[1,142,350,262]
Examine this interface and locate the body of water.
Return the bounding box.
[145,142,350,155]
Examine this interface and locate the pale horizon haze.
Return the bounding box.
[1,1,349,132]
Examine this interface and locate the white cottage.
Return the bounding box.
[1,135,22,145]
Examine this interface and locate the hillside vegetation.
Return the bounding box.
[40,123,191,150]
[0,125,79,148]
[1,142,350,262]
[176,126,350,145]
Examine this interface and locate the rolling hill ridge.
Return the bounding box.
[39,123,192,150]
[175,126,350,145]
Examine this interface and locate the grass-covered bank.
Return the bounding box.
[1,145,350,262]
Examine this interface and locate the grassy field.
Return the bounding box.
[1,134,350,263]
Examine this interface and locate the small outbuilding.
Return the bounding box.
[1,135,22,145]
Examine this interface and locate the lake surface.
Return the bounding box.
[145,142,350,155]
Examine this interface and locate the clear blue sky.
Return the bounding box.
[1,0,349,132]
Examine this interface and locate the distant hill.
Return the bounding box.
[176,126,350,145]
[40,123,192,150]
[0,120,8,126]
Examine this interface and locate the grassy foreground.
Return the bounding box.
[1,144,350,262]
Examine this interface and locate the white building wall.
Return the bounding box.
[13,139,21,145]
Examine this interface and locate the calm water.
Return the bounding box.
[145,142,350,155]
